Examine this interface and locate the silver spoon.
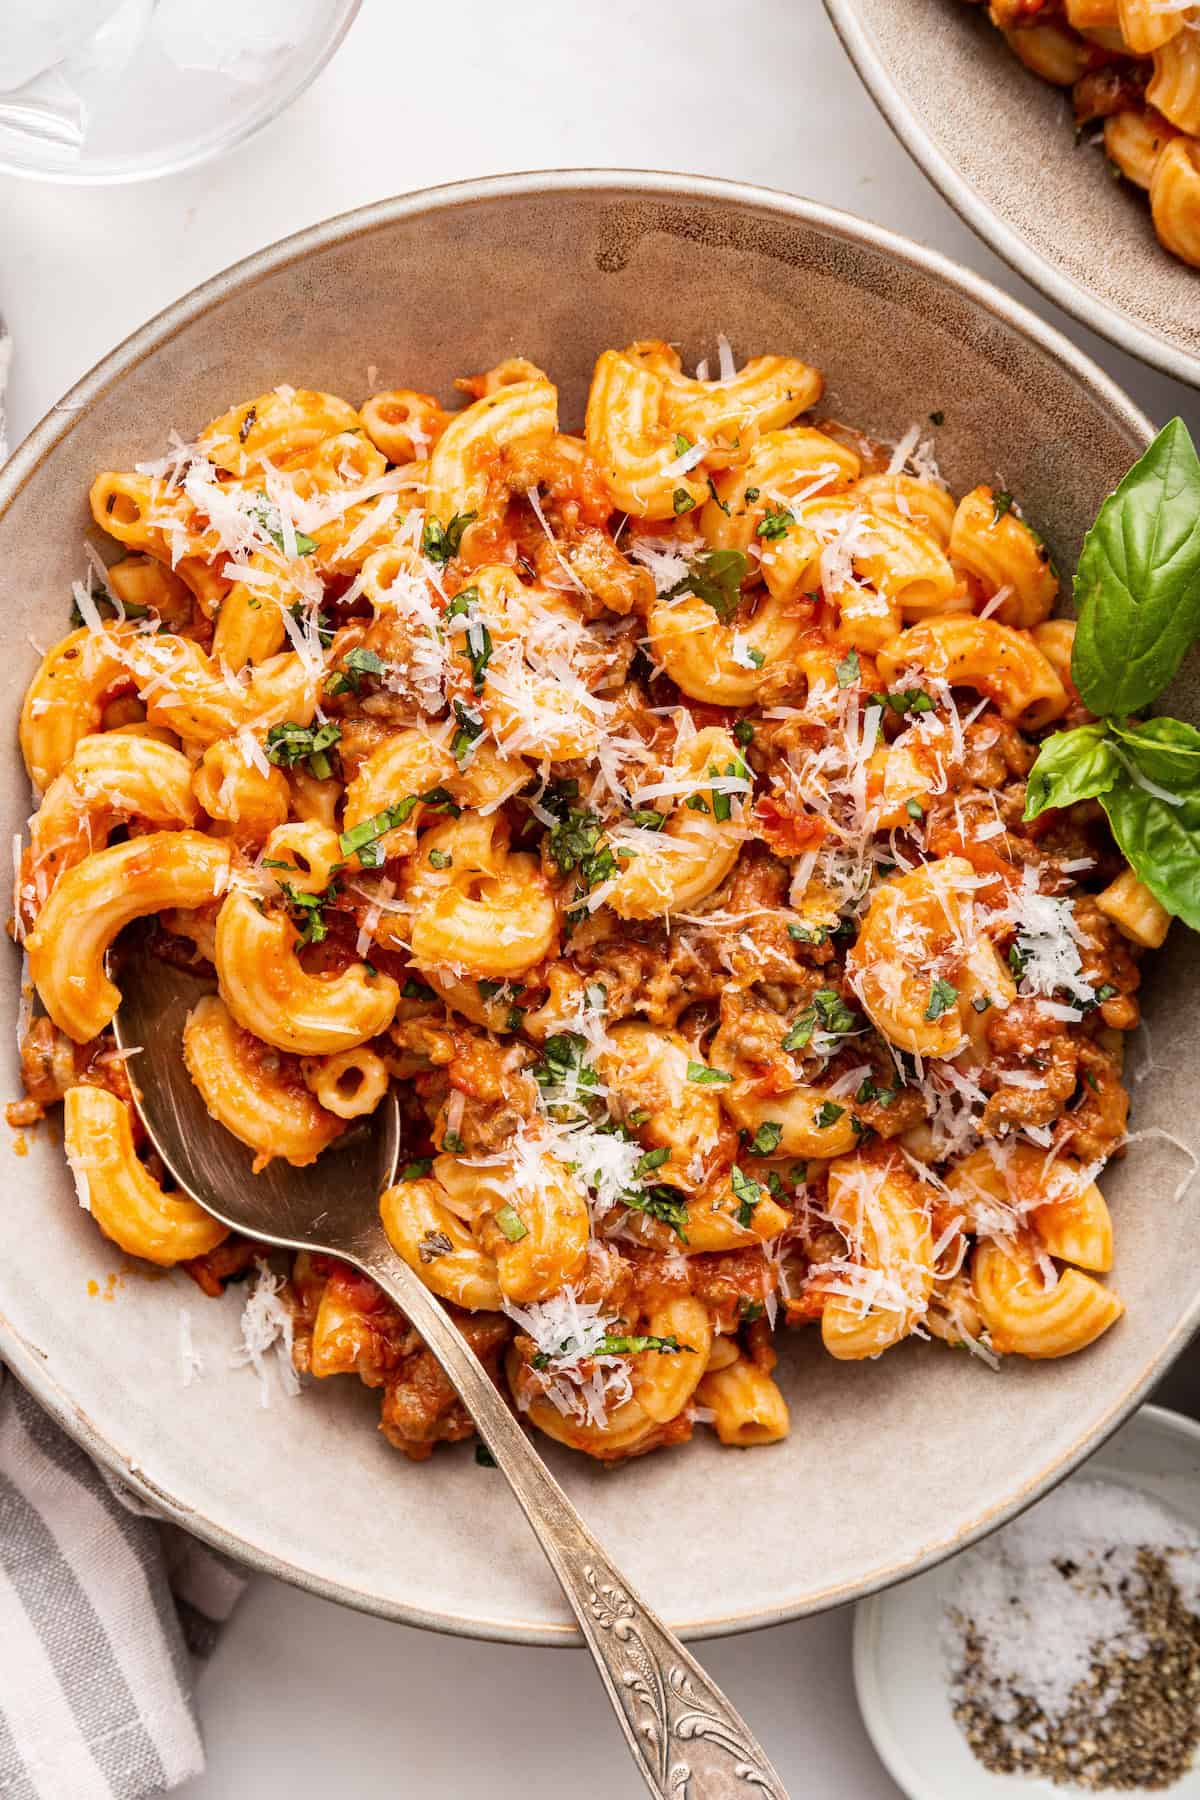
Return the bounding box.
[113,945,788,1800]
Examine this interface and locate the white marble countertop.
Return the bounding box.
[0,2,1195,1794]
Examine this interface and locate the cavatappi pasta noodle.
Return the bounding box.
[12,344,1152,1464]
[964,0,1200,267]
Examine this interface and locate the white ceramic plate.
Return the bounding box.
[854,1405,1200,1799]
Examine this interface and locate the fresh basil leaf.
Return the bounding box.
[1072,418,1200,716]
[1108,715,1200,789]
[1100,770,1200,932]
[1023,723,1121,820]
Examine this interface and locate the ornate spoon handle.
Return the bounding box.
[357,1228,788,1799]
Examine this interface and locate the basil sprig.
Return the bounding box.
[1071,419,1200,715]
[1024,419,1200,930]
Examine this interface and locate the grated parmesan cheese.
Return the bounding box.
[1003,865,1096,1008]
[229,1260,300,1407]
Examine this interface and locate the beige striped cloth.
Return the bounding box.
[0,328,246,1797]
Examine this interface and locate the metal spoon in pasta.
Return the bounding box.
[112,946,788,1800]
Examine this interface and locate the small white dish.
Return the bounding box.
[854,1404,1200,1798]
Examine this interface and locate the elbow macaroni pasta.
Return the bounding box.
[17,339,1143,1465]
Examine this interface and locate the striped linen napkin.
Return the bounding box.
[0,326,248,1797]
[0,1375,246,1796]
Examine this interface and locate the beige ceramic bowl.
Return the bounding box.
[0,171,1194,1644]
[824,0,1200,387]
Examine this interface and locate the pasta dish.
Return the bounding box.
[962,0,1200,267]
[10,340,1176,1463]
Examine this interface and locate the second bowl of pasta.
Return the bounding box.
[824,0,1200,387]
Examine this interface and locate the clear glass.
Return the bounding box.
[0,0,361,185]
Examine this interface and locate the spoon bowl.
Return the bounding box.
[111,945,401,1257]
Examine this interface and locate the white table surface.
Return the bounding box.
[1,3,1196,1795]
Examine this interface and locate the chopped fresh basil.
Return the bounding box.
[595,1333,691,1357]
[747,1121,783,1156]
[924,977,959,1021]
[665,548,749,624]
[494,1204,528,1243]
[756,503,794,542]
[686,1061,733,1085]
[707,475,731,516]
[338,787,458,865]
[265,719,342,780]
[836,649,860,689]
[533,1032,598,1096]
[248,494,317,556]
[782,988,857,1051]
[731,1163,763,1227]
[869,687,935,716]
[421,510,476,564]
[325,645,386,696]
[547,806,603,874]
[622,1183,689,1240]
[634,1146,670,1178]
[788,921,829,946]
[278,880,335,946]
[451,700,484,764]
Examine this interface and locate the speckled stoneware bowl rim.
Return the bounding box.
[0,169,1178,1646]
[822,0,1200,390]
